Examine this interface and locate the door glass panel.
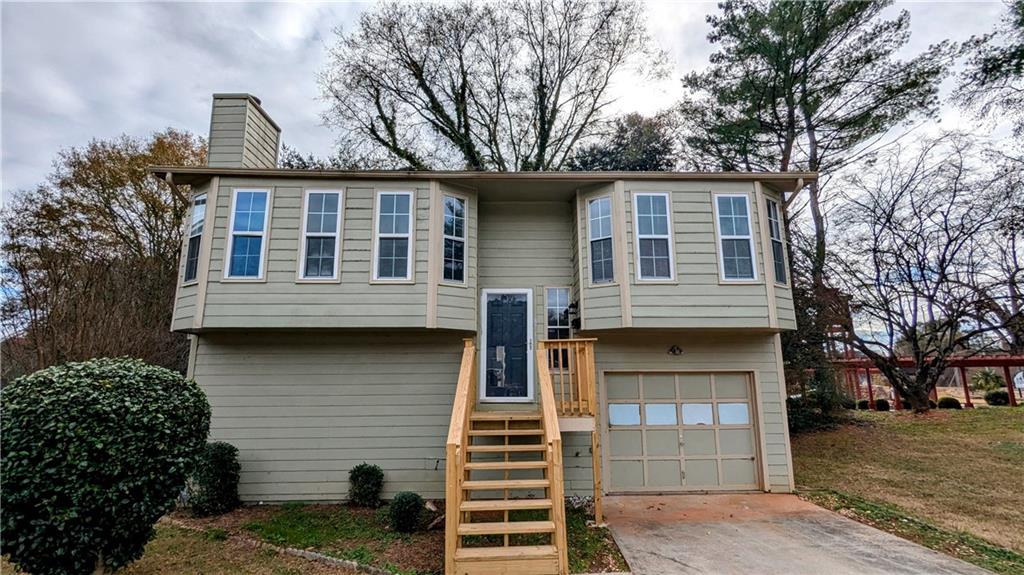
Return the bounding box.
[609,404,641,426]
[718,403,750,425]
[682,403,714,425]
[484,293,528,399]
[645,404,677,425]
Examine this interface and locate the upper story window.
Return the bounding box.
[588,196,614,284]
[226,189,269,279]
[442,195,466,283]
[545,287,571,340]
[300,190,342,280]
[766,198,787,285]
[183,193,206,283]
[634,193,674,281]
[715,194,757,281]
[374,191,414,281]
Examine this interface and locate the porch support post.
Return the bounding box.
[959,366,973,408]
[865,369,875,409]
[1003,365,1018,407]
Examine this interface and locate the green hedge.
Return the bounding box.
[1,358,210,575]
[188,441,241,516]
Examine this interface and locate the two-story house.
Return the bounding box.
[154,93,813,575]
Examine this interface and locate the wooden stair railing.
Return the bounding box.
[536,344,570,574]
[445,339,476,575]
[540,338,597,417]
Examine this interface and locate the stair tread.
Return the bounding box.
[454,545,558,560]
[467,444,546,453]
[463,479,550,490]
[460,498,553,511]
[465,461,548,470]
[458,520,555,535]
[470,412,542,421]
[469,429,543,436]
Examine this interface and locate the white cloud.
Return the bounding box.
[0,0,1010,204]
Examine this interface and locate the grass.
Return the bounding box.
[2,524,354,575]
[793,407,1024,573]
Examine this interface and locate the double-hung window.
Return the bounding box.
[300,190,342,280]
[715,194,756,281]
[766,198,786,284]
[374,191,414,280]
[183,193,206,283]
[545,287,571,340]
[588,197,614,284]
[226,189,269,279]
[442,195,466,283]
[634,193,674,280]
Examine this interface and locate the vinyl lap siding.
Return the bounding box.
[576,184,624,330]
[242,103,279,169]
[202,180,430,329]
[436,185,478,331]
[194,331,464,501]
[207,98,248,168]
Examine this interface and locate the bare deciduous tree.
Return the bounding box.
[319,0,662,171]
[826,135,1017,411]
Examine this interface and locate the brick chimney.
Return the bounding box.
[207,93,281,168]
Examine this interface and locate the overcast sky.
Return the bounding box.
[0,1,1009,204]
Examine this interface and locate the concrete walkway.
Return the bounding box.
[604,494,990,575]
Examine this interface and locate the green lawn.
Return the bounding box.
[792,407,1024,574]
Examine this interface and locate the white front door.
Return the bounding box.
[479,289,534,402]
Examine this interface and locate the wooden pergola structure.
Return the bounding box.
[832,355,1024,409]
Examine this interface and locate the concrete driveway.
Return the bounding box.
[604,494,989,575]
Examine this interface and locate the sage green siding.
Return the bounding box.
[207,94,280,169]
[576,184,625,330]
[436,185,478,331]
[194,331,464,501]
[202,179,431,329]
[171,181,210,332]
[561,331,792,493]
[478,199,575,344]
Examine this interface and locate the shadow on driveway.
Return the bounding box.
[604,494,989,575]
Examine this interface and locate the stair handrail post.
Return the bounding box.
[536,343,569,575]
[445,338,476,574]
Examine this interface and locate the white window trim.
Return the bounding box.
[765,197,788,286]
[297,189,343,282]
[587,195,614,286]
[544,286,573,340]
[182,193,207,286]
[372,190,416,282]
[223,188,271,281]
[632,191,676,282]
[440,193,467,286]
[713,193,759,282]
[479,288,534,403]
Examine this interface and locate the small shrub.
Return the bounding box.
[937,397,962,409]
[388,491,424,533]
[349,463,384,507]
[1,358,211,575]
[985,390,1010,406]
[971,369,1004,392]
[840,397,856,410]
[874,398,891,411]
[857,399,870,410]
[786,397,838,433]
[188,441,241,516]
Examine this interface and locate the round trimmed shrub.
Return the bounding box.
[840,397,856,410]
[937,397,962,410]
[349,463,384,507]
[388,491,424,533]
[857,399,870,410]
[985,390,1010,406]
[188,441,241,516]
[874,398,891,411]
[1,358,211,575]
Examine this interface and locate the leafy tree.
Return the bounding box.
[971,368,1006,392]
[278,143,362,170]
[955,0,1024,136]
[568,113,677,171]
[0,129,206,381]
[320,0,662,171]
[679,0,952,286]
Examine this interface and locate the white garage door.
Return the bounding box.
[605,372,760,492]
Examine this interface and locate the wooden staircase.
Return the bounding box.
[446,340,568,575]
